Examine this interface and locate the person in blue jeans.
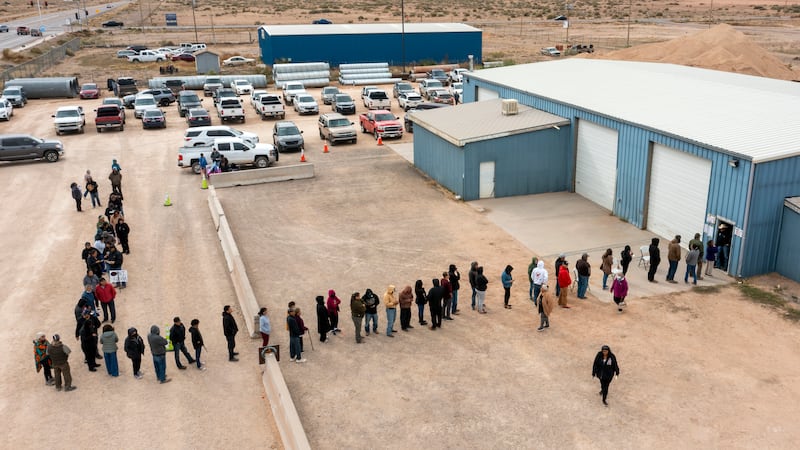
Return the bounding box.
[362,288,380,335]
[169,317,195,370]
[287,308,305,362]
[575,253,591,299]
[414,280,428,325]
[666,235,682,283]
[384,285,398,337]
[448,264,461,314]
[99,324,119,377]
[147,325,171,384]
[189,319,206,370]
[526,257,538,300]
[684,244,700,285]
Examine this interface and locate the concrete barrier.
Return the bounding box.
[262,353,312,450]
[210,163,315,188]
[207,185,224,230]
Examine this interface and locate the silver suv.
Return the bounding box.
[318,113,357,145]
[272,121,304,153]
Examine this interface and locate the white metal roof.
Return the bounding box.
[468,59,800,163]
[261,23,480,36]
[410,99,570,147]
[786,197,800,214]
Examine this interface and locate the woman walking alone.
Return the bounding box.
[326,289,341,335]
[609,272,628,313]
[592,345,620,406]
[501,265,514,309]
[600,249,614,290]
[414,280,428,326]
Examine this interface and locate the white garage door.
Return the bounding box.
[576,120,618,211]
[476,87,499,101]
[647,144,712,242]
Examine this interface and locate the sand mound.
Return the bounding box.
[593,24,799,81]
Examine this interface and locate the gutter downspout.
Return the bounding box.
[736,161,756,278]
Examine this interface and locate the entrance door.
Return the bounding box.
[575,120,618,211]
[479,161,495,199]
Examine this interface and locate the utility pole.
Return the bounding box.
[626,0,632,47]
[401,0,406,74]
[191,0,199,42]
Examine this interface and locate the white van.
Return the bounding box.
[179,43,207,52]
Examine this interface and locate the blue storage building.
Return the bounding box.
[411,59,800,279]
[257,23,482,66]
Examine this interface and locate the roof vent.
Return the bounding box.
[501,99,519,116]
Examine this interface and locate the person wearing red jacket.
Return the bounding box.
[557,261,572,309]
[326,289,342,335]
[95,278,117,323]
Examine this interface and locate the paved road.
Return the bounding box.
[0,1,129,51]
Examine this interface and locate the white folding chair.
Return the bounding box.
[638,245,650,269]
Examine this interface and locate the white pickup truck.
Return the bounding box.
[282,82,306,106]
[258,94,285,120]
[217,98,245,123]
[177,137,278,173]
[362,89,391,110]
[128,50,167,63]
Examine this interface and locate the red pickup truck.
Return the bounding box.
[358,110,403,140]
[94,105,126,133]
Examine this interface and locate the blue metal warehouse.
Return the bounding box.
[411,59,800,279]
[257,23,482,66]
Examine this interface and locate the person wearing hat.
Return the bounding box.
[108,167,122,195]
[47,334,76,391]
[124,328,145,379]
[557,260,572,309]
[592,345,620,406]
[169,317,196,370]
[575,253,591,299]
[33,332,54,386]
[554,254,566,297]
[536,285,555,332]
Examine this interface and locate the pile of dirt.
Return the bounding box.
[593,24,799,81]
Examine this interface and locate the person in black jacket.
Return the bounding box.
[414,280,428,326]
[124,327,145,379]
[468,262,478,310]
[189,319,205,370]
[362,288,380,336]
[475,266,489,314]
[592,345,620,406]
[115,218,130,254]
[81,242,93,267]
[222,305,239,362]
[427,279,444,330]
[449,264,461,314]
[315,296,331,343]
[647,238,661,282]
[169,317,195,369]
[76,311,101,371]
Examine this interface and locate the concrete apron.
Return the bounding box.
[470,191,729,301]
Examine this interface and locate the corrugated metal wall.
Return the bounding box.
[258,29,482,66]
[413,125,571,201]
[464,76,760,276]
[775,205,800,282]
[742,155,800,277]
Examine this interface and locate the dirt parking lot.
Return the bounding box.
[3,79,800,449]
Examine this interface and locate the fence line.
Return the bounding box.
[0,38,81,84]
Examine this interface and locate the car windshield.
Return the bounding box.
[431,70,445,76]
[144,110,162,117]
[182,94,200,102]
[136,98,155,106]
[190,109,208,116]
[277,126,300,136]
[397,83,412,91]
[296,95,314,103]
[229,129,243,136]
[235,80,248,85]
[370,92,388,99]
[56,110,79,118]
[323,87,339,94]
[427,81,443,88]
[82,84,97,90]
[206,78,221,84]
[375,113,395,121]
[118,79,135,86]
[452,83,463,89]
[4,88,20,95]
[287,84,303,90]
[330,119,350,127]
[335,95,352,102]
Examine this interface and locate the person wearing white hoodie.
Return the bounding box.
[530,261,548,307]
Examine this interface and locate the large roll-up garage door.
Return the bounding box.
[476,87,499,101]
[647,144,712,241]
[576,120,618,211]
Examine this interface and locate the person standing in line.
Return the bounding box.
[448,264,461,314]
[189,319,206,370]
[108,168,122,195]
[287,308,306,362]
[70,182,83,212]
[350,292,366,344]
[147,325,171,384]
[76,310,101,371]
[384,285,398,337]
[398,285,414,331]
[592,345,620,406]
[295,307,309,356]
[105,244,125,288]
[81,284,99,315]
[537,285,555,332]
[689,233,705,280]
[414,280,428,326]
[94,278,117,323]
[554,254,566,297]
[501,265,514,309]
[326,290,342,335]
[258,307,271,347]
[83,269,100,292]
[600,249,614,290]
[169,317,196,370]
[620,245,633,276]
[557,261,572,309]
[665,235,682,283]
[427,279,445,327]
[99,324,119,377]
[315,296,330,343]
[115,218,130,255]
[475,266,489,314]
[705,240,718,277]
[527,257,539,300]
[576,254,591,299]
[610,272,629,313]
[33,332,54,386]
[684,244,700,285]
[222,305,239,362]
[47,334,76,391]
[199,153,208,177]
[124,327,145,379]
[441,272,453,319]
[647,238,661,283]
[716,225,731,270]
[111,159,122,172]
[81,242,94,268]
[531,260,548,307]
[468,261,478,310]
[362,288,380,336]
[84,176,101,208]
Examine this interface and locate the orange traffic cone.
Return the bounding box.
[300,151,307,163]
[377,136,383,146]
[323,143,329,153]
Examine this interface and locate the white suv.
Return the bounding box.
[134,94,158,118]
[183,125,259,147]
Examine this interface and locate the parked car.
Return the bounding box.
[203,77,223,97]
[102,20,124,27]
[362,89,391,110]
[30,28,42,37]
[79,83,100,99]
[257,94,285,120]
[232,79,253,96]
[52,106,86,135]
[112,77,138,97]
[0,25,8,33]
[428,88,455,105]
[186,108,212,127]
[272,121,304,153]
[398,92,423,111]
[250,90,268,111]
[171,52,195,62]
[116,49,137,58]
[178,137,276,173]
[127,50,166,63]
[428,69,450,86]
[312,19,333,24]
[320,86,340,105]
[404,102,450,133]
[222,56,255,66]
[133,94,158,118]
[142,109,167,129]
[448,68,469,84]
[293,94,319,115]
[102,97,125,111]
[94,105,125,133]
[318,113,357,145]
[177,91,203,117]
[540,47,561,57]
[16,26,29,35]
[0,98,13,121]
[0,134,63,163]
[449,82,463,100]
[418,79,444,99]
[393,82,416,98]
[162,79,185,95]
[332,93,356,115]
[182,125,258,148]
[213,88,238,106]
[126,89,175,107]
[216,98,245,123]
[359,110,403,140]
[126,45,148,52]
[2,86,27,107]
[281,82,306,106]
[568,44,594,54]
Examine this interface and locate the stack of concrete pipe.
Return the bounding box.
[338,63,399,86]
[273,62,330,88]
